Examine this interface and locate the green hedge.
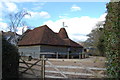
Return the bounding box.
[104,1,120,78]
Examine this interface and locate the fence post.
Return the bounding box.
[79,53,81,59]
[67,52,69,59]
[56,52,58,59]
[82,52,85,59]
[41,55,46,79]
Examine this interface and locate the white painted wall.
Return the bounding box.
[40,45,68,54]
[19,45,40,58]
[19,45,83,58]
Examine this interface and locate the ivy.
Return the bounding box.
[103,1,120,78]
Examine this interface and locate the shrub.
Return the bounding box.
[2,37,19,79]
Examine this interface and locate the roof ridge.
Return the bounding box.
[18,25,83,48]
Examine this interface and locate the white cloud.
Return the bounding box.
[25,11,38,18]
[92,13,107,29]
[5,2,18,12]
[25,11,51,19]
[1,0,40,3]
[32,2,46,11]
[24,15,31,19]
[0,18,2,21]
[39,11,51,19]
[43,13,107,41]
[44,17,98,35]
[71,4,81,12]
[0,2,5,17]
[33,2,46,6]
[0,22,9,31]
[16,26,28,35]
[0,21,28,35]
[59,16,69,19]
[0,2,3,9]
[59,14,69,19]
[0,2,18,18]
[98,13,107,21]
[70,35,89,42]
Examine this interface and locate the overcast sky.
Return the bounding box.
[0,0,109,42]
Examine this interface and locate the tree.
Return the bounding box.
[103,1,120,78]
[84,21,105,56]
[8,10,30,45]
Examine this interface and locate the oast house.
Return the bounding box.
[18,25,83,58]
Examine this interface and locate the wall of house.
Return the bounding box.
[40,45,83,58]
[40,45,68,54]
[19,45,40,58]
[70,47,83,57]
[19,45,83,58]
[71,47,81,53]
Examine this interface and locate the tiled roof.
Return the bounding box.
[18,25,83,48]
[63,38,82,47]
[24,29,32,34]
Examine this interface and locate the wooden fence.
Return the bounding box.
[19,55,46,79]
[19,55,106,79]
[45,61,106,78]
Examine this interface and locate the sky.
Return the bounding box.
[0,0,110,42]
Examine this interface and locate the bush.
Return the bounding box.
[2,37,19,79]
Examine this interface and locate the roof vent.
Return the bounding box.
[59,28,69,39]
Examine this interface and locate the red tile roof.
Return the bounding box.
[18,25,83,48]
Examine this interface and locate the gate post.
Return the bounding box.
[0,31,2,80]
[41,55,45,79]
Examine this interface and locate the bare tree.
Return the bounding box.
[8,10,31,46]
